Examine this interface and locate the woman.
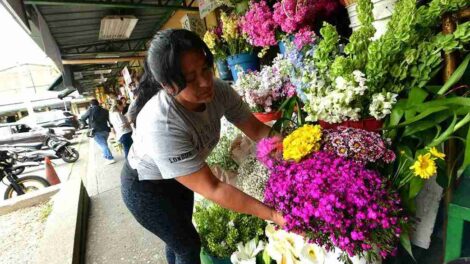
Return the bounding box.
[109,99,133,158]
[121,29,285,264]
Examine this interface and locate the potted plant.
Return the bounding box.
[204,25,232,81]
[193,201,267,263]
[219,12,259,81]
[234,54,296,123]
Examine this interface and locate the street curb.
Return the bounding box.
[0,184,61,216]
[36,179,90,264]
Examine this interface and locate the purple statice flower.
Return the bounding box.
[322,127,396,165]
[262,151,405,259]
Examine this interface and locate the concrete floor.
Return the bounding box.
[83,135,166,264]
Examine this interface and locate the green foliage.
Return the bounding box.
[385,55,470,211]
[193,201,266,258]
[313,23,340,77]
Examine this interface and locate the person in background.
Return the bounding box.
[109,99,133,158]
[120,97,130,115]
[81,99,115,165]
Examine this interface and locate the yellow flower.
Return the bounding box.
[203,31,216,50]
[220,12,238,41]
[283,125,322,162]
[429,147,445,160]
[410,153,437,179]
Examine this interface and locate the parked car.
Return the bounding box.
[19,110,80,129]
[0,123,74,146]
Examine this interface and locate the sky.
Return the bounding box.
[0,5,53,70]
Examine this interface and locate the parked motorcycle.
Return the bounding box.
[10,161,42,176]
[0,150,51,199]
[2,139,79,163]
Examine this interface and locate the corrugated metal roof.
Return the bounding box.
[20,0,198,93]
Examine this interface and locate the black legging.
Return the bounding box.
[120,161,201,264]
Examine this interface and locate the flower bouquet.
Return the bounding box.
[234,54,295,122]
[293,0,469,128]
[240,0,341,50]
[257,125,406,262]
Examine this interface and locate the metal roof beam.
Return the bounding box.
[24,0,198,11]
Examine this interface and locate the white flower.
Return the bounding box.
[369,92,398,120]
[237,156,269,201]
[299,244,326,264]
[230,239,265,264]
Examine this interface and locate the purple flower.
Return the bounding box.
[261,151,404,259]
[293,27,316,49]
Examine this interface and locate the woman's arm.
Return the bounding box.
[234,114,272,142]
[176,165,285,227]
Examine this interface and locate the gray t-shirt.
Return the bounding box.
[128,79,251,181]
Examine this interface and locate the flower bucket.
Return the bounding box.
[347,0,397,39]
[253,111,282,123]
[215,59,232,81]
[278,41,287,54]
[200,249,231,264]
[319,118,383,132]
[227,53,260,81]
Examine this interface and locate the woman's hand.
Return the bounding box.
[271,210,286,228]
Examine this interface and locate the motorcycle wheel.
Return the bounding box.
[11,166,25,176]
[4,176,51,200]
[61,147,79,163]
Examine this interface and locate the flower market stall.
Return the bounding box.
[196,0,470,263]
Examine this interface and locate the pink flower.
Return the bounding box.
[293,27,316,49]
[241,1,278,47]
[261,150,405,259]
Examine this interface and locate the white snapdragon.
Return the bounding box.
[369,92,398,120]
[303,70,367,123]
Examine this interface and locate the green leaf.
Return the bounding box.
[396,106,448,127]
[278,97,294,111]
[260,249,272,264]
[413,97,470,112]
[407,87,429,106]
[428,113,458,148]
[400,230,416,261]
[402,111,453,137]
[425,85,442,94]
[457,124,470,177]
[295,97,305,125]
[409,177,425,199]
[438,53,470,95]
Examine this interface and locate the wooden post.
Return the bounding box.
[442,12,458,263]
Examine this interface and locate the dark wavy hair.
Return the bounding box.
[134,29,214,116]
